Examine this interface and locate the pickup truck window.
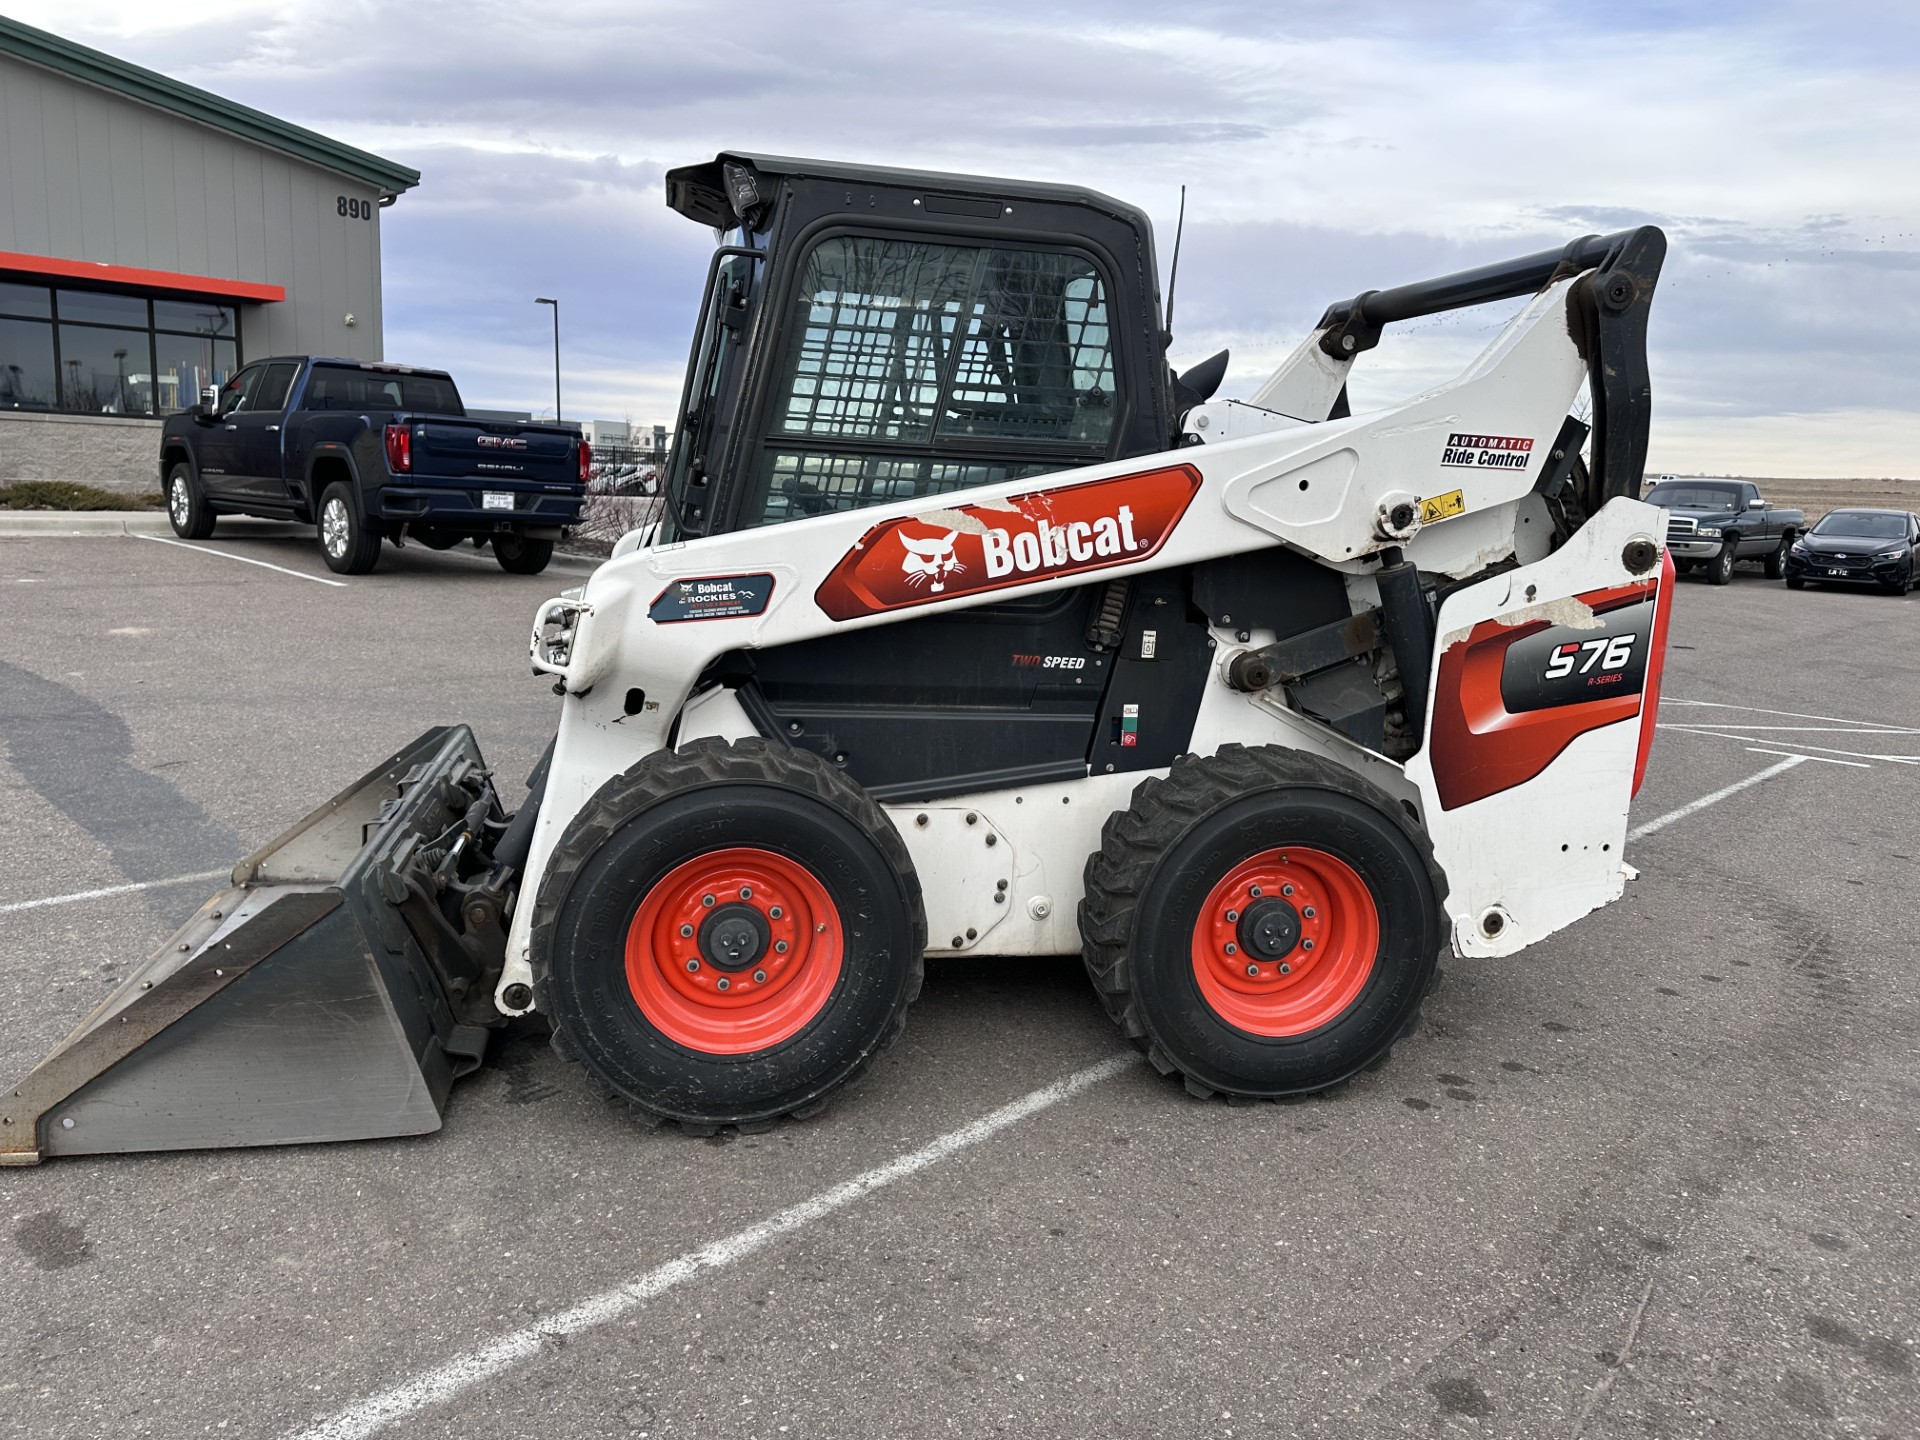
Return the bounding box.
[1644,482,1745,508]
[217,364,263,416]
[245,362,300,413]
[305,365,463,415]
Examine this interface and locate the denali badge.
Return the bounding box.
[815,465,1201,621]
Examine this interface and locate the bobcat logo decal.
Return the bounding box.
[899,529,964,593]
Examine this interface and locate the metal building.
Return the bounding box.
[0,15,418,491]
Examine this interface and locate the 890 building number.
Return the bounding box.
[337,196,372,220]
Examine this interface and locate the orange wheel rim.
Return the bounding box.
[625,847,843,1054]
[1189,846,1378,1037]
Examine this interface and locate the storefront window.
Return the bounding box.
[1,317,58,409]
[0,279,242,415]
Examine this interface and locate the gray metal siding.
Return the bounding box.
[0,52,384,360]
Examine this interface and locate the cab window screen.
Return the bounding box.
[759,235,1116,525]
[306,366,463,414]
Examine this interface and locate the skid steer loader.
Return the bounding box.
[2,153,1674,1162]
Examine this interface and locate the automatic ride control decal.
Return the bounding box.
[814,465,1202,621]
[1428,579,1660,811]
[1440,433,1534,471]
[649,573,777,623]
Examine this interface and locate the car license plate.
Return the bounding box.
[1829,568,1843,576]
[482,491,514,512]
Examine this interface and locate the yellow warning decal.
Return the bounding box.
[1420,489,1466,524]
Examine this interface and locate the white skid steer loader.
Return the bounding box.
[2,154,1673,1161]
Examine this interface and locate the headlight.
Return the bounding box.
[1876,547,1906,562]
[1791,539,1809,552]
[1696,526,1722,538]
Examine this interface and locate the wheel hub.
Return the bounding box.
[625,847,844,1054]
[1237,897,1300,960]
[1190,846,1380,1037]
[698,903,770,971]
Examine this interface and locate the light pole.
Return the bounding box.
[535,297,561,421]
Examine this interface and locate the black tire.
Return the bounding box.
[165,463,215,540]
[1080,744,1446,1100]
[493,533,555,574]
[1765,533,1791,579]
[532,737,925,1132]
[1707,540,1737,586]
[1786,575,1806,590]
[317,481,381,574]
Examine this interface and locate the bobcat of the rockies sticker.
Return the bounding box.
[814,465,1201,621]
[649,573,776,623]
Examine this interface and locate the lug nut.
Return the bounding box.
[1249,885,1263,898]
[753,969,767,984]
[769,906,783,919]
[1245,963,1260,977]
[716,977,730,991]
[1279,962,1292,975]
[702,893,716,908]
[1302,906,1316,919]
[686,959,701,972]
[1225,909,1239,922]
[1302,939,1315,951]
[775,940,789,953]
[1224,942,1238,955]
[739,887,752,900]
[680,923,694,938]
[1282,884,1294,897]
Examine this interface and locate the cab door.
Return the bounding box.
[195,364,263,500]
[228,361,300,504]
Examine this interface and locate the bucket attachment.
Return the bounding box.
[1,726,514,1165]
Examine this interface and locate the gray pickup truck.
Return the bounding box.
[1643,477,1804,586]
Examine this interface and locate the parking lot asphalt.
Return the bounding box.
[1,533,1915,1440]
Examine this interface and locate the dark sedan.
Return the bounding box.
[1785,509,1920,594]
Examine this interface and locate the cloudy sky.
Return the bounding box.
[14,0,1919,475]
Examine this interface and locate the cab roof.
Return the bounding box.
[664,150,1154,235]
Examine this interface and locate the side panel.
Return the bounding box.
[1407,497,1668,957]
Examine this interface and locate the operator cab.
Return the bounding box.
[657,152,1180,541]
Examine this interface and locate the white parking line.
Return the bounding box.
[1660,723,1919,766]
[0,870,228,915]
[133,533,347,587]
[1744,747,1871,768]
[1628,754,1806,842]
[287,1051,1139,1440]
[1663,699,1919,732]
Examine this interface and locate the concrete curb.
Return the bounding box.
[0,511,303,537]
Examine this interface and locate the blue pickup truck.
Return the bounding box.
[158,357,586,575]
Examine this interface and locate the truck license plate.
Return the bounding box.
[482,491,514,512]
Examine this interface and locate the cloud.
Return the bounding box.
[10,0,1917,471]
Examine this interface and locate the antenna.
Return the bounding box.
[1164,184,1187,335]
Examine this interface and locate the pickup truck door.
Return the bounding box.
[196,364,263,499]
[227,361,300,503]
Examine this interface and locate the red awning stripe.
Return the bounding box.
[0,251,285,303]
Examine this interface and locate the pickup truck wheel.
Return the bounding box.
[317,482,381,575]
[166,464,216,540]
[1764,533,1792,579]
[1708,540,1737,586]
[493,534,555,575]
